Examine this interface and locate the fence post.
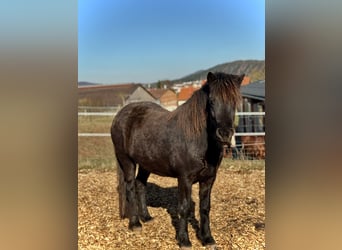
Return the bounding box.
[243,98,252,132]
[253,103,264,132]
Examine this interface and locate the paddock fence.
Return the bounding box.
[78,109,265,161]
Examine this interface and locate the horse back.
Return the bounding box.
[111,102,172,164]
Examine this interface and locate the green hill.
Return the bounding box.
[173,60,265,83]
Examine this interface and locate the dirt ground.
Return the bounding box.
[78,167,265,250]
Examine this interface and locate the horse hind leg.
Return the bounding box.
[135,166,153,222]
[116,155,142,231]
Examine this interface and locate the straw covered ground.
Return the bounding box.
[78,165,265,250]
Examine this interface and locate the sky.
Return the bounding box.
[78,0,265,84]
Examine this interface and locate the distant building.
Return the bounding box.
[241,75,251,85]
[177,85,201,106]
[148,88,178,111]
[175,76,250,106]
[78,83,156,107]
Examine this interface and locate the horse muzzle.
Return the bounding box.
[215,128,234,145]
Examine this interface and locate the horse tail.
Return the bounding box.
[112,116,129,219]
[116,158,128,219]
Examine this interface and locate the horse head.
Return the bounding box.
[205,72,244,145]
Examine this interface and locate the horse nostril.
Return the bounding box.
[216,128,224,140]
[216,128,234,142]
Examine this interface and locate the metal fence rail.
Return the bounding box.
[78,112,116,116]
[78,111,265,137]
[78,111,265,160]
[78,132,265,137]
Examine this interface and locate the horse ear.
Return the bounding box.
[236,74,245,86]
[207,72,216,82]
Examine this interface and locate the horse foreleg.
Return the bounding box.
[135,167,153,222]
[177,178,192,248]
[199,177,216,247]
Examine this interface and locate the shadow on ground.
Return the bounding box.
[146,183,202,242]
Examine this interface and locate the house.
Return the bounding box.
[177,85,201,106]
[148,88,178,111]
[236,80,265,133]
[78,83,157,108]
[241,75,251,86]
[240,80,265,102]
[234,80,266,159]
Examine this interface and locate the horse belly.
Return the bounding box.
[130,136,177,177]
[135,153,177,177]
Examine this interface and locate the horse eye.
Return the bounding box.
[209,101,216,116]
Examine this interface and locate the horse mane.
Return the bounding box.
[208,72,242,107]
[168,72,242,137]
[168,88,208,137]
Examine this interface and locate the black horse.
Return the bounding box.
[111,72,244,249]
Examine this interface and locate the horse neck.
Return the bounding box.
[169,90,208,138]
[170,94,224,165]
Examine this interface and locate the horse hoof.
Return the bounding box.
[180,246,192,250]
[131,226,142,232]
[129,223,142,232]
[140,216,153,223]
[205,244,217,250]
